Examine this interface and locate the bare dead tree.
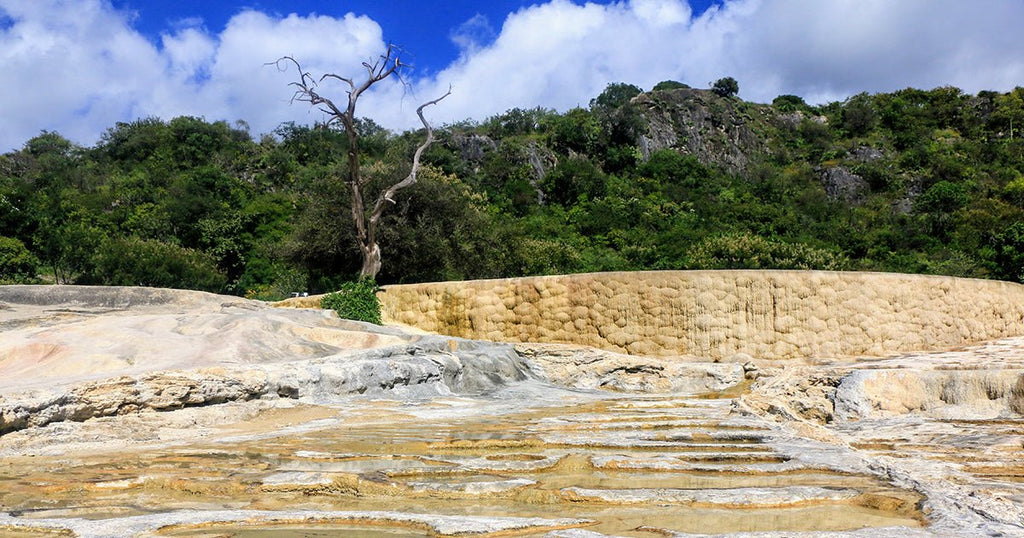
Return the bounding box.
[274,45,451,280]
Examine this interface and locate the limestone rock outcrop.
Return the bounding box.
[380,270,1024,361]
[3,281,1024,537]
[0,285,534,436]
[834,367,1024,421]
[635,88,774,174]
[514,342,745,393]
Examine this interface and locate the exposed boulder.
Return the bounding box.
[894,177,925,214]
[820,165,870,205]
[741,366,843,424]
[635,88,776,175]
[449,132,497,162]
[848,145,885,163]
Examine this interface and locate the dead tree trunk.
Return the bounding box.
[276,46,450,280]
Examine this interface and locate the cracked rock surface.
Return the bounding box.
[0,285,1022,537]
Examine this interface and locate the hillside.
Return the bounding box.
[2,82,1024,296]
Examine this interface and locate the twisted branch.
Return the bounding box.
[274,45,451,279]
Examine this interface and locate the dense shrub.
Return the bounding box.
[0,236,39,283]
[652,80,690,91]
[686,233,849,271]
[992,222,1024,282]
[540,157,608,206]
[321,279,382,324]
[88,237,227,291]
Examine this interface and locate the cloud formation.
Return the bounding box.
[1,0,1023,151]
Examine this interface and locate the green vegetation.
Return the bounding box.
[711,77,739,98]
[3,82,1024,296]
[0,236,39,284]
[321,279,382,324]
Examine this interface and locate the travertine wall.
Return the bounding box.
[379,271,1024,360]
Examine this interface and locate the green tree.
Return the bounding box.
[0,236,39,283]
[992,87,1024,140]
[992,221,1024,282]
[546,107,602,155]
[772,94,809,112]
[590,82,643,111]
[711,77,739,98]
[88,236,227,291]
[841,92,878,136]
[540,157,608,206]
[481,107,554,138]
[652,80,690,91]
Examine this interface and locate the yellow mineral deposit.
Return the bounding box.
[378,270,1024,360]
[1,395,923,537]
[2,273,1024,537]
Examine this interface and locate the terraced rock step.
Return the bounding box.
[559,485,862,506]
[5,284,1024,537]
[0,510,590,538]
[0,388,924,537]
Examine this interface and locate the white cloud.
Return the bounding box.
[406,0,1024,128]
[0,0,389,150]
[630,0,691,26]
[450,14,496,56]
[727,0,1024,104]
[1,0,1023,151]
[0,0,163,148]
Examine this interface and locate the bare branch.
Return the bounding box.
[276,45,446,279]
[320,73,355,92]
[372,86,452,213]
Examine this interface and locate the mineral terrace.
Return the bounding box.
[1,271,1023,537]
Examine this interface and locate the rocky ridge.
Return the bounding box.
[634,88,777,175]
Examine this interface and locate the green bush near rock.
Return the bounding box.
[0,236,40,284]
[321,279,382,324]
[87,237,227,292]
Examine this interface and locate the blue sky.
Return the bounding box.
[2,0,1024,151]
[109,0,720,77]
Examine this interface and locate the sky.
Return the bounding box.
[2,0,1024,152]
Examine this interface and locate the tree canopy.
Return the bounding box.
[712,77,739,98]
[4,82,1024,297]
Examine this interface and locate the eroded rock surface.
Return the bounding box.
[2,284,1023,537]
[740,338,1024,536]
[377,271,1024,361]
[0,285,533,436]
[514,342,746,393]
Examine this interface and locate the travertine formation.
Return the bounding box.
[380,270,1024,360]
[0,285,533,436]
[2,283,1024,536]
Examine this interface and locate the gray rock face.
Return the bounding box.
[848,145,885,163]
[635,88,774,174]
[820,166,870,205]
[449,132,497,162]
[0,339,535,435]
